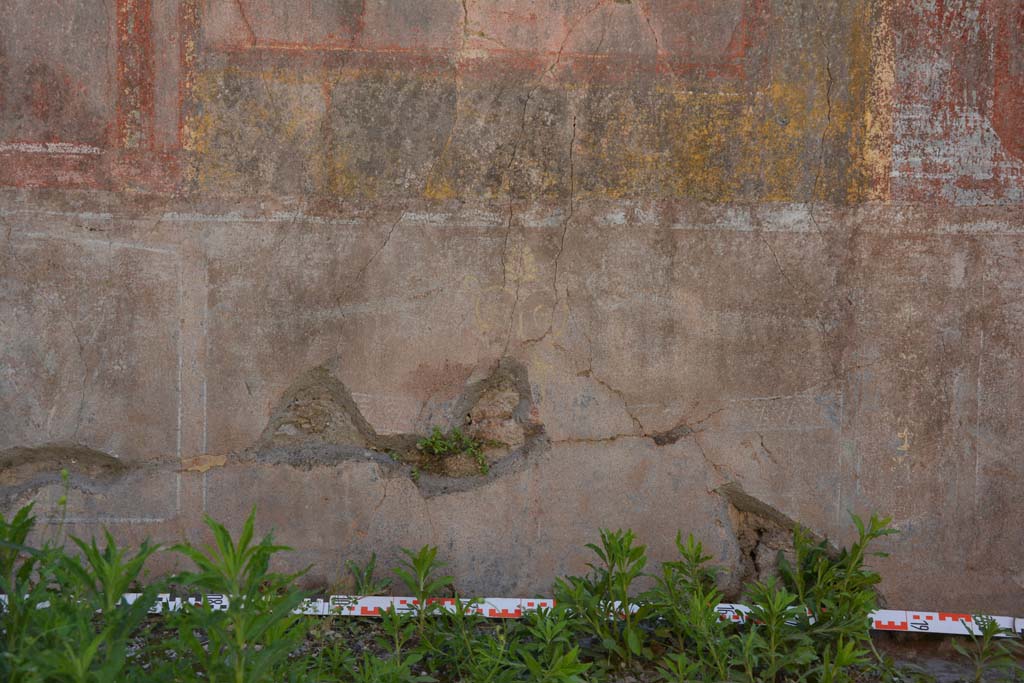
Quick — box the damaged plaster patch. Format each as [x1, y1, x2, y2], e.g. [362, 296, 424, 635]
[243, 357, 547, 497]
[181, 454, 228, 473]
[0, 442, 131, 508]
[400, 358, 546, 484]
[650, 421, 695, 446]
[0, 442, 128, 484]
[715, 481, 836, 599]
[258, 364, 378, 450]
[457, 357, 540, 449]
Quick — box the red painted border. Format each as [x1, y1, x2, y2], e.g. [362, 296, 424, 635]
[0, 0, 186, 191]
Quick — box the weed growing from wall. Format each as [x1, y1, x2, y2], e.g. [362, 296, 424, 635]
[417, 426, 492, 475]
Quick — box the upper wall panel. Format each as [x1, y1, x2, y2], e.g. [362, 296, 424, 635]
[0, 0, 1021, 205]
[890, 0, 1024, 204]
[0, 0, 116, 146]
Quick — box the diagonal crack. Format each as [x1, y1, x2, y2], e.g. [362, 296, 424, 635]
[692, 432, 734, 490]
[549, 114, 577, 324]
[809, 55, 834, 235]
[649, 406, 725, 445]
[754, 431, 779, 465]
[520, 112, 579, 349]
[500, 92, 529, 289]
[423, 0, 469, 197]
[637, 0, 664, 56]
[500, 0, 609, 327]
[342, 210, 404, 301]
[578, 369, 645, 434]
[372, 476, 390, 514]
[501, 245, 525, 355]
[761, 226, 840, 380]
[758, 231, 798, 293]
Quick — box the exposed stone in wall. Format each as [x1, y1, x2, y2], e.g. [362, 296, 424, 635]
[238, 356, 547, 495]
[259, 362, 377, 450]
[715, 482, 839, 599]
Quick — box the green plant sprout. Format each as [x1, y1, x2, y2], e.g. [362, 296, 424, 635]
[417, 426, 491, 475]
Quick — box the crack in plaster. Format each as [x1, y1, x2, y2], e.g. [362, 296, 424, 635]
[422, 1, 469, 196]
[346, 210, 404, 294]
[548, 114, 577, 335]
[500, 0, 610, 350]
[809, 53, 835, 235]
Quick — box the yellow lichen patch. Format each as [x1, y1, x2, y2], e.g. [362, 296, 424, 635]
[320, 142, 365, 198]
[570, 86, 661, 199]
[596, 0, 877, 204]
[187, 67, 329, 195]
[750, 78, 826, 202]
[180, 0, 880, 203]
[423, 165, 458, 200]
[660, 91, 746, 202]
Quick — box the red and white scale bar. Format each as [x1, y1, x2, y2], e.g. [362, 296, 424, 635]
[869, 609, 1017, 636]
[3, 594, 1020, 637]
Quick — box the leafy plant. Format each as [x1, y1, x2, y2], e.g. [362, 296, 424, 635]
[392, 545, 454, 638]
[0, 501, 938, 683]
[379, 605, 417, 658]
[741, 577, 817, 682]
[417, 427, 490, 475]
[61, 531, 160, 617]
[952, 615, 1023, 683]
[554, 528, 653, 671]
[167, 508, 310, 683]
[778, 513, 896, 675]
[417, 596, 483, 679]
[647, 533, 734, 680]
[0, 492, 168, 683]
[516, 607, 592, 683]
[656, 651, 702, 682]
[346, 552, 391, 595]
[340, 650, 435, 683]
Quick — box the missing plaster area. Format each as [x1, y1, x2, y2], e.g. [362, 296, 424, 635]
[716, 482, 836, 600]
[0, 442, 130, 508]
[457, 357, 542, 452]
[245, 357, 547, 496]
[258, 363, 381, 451]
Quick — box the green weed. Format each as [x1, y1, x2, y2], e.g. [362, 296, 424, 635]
[1, 500, 1019, 683]
[392, 544, 454, 639]
[346, 552, 391, 595]
[952, 615, 1023, 683]
[417, 426, 490, 475]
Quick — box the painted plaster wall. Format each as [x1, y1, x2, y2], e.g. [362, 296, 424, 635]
[1, 0, 1023, 611]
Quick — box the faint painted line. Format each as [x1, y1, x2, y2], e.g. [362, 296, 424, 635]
[15, 231, 178, 255]
[160, 211, 358, 225]
[721, 425, 837, 434]
[44, 516, 171, 524]
[974, 326, 984, 516]
[177, 258, 183, 460]
[836, 391, 845, 525]
[0, 142, 103, 155]
[202, 378, 208, 454]
[0, 209, 114, 220]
